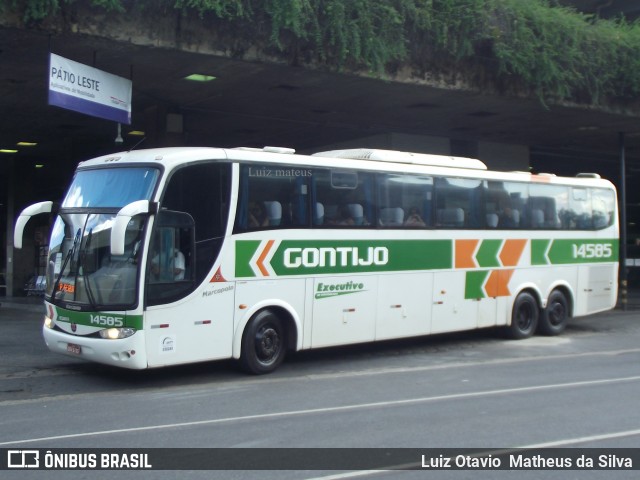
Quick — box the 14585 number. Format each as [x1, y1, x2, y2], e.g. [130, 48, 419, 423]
[572, 243, 612, 259]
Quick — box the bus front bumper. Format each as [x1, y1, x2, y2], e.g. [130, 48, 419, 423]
[43, 326, 148, 369]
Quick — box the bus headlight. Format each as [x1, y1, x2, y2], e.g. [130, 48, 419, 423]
[99, 327, 137, 340]
[44, 316, 53, 329]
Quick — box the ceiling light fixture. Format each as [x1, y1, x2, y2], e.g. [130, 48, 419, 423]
[184, 74, 216, 82]
[128, 130, 145, 136]
[0, 149, 18, 153]
[115, 123, 123, 144]
[17, 141, 38, 147]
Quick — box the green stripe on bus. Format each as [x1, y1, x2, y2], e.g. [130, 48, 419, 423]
[465, 270, 489, 299]
[271, 240, 452, 275]
[236, 239, 453, 277]
[235, 240, 261, 277]
[532, 239, 618, 265]
[475, 239, 502, 268]
[531, 239, 551, 265]
[548, 239, 618, 264]
[53, 306, 143, 330]
[236, 238, 618, 278]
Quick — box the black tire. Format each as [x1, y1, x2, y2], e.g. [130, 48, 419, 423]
[505, 291, 539, 339]
[240, 310, 286, 374]
[538, 290, 569, 336]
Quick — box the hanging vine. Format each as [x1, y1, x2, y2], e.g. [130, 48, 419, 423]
[3, 0, 640, 105]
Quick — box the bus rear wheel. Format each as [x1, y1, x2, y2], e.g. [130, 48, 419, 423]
[240, 309, 286, 374]
[505, 291, 539, 339]
[538, 290, 569, 336]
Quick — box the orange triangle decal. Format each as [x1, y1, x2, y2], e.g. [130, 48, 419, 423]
[210, 266, 227, 283]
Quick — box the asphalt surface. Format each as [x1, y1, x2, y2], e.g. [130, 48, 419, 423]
[0, 295, 639, 480]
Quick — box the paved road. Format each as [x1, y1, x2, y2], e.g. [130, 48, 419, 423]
[0, 301, 639, 479]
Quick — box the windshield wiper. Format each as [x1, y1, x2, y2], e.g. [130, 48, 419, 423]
[79, 228, 97, 308]
[51, 228, 81, 302]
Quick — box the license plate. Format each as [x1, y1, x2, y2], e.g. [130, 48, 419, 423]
[67, 343, 82, 355]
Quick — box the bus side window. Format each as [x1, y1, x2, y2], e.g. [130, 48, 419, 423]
[235, 164, 309, 232]
[592, 188, 615, 229]
[147, 162, 229, 306]
[434, 177, 483, 228]
[376, 173, 432, 228]
[502, 181, 528, 229]
[146, 210, 195, 304]
[149, 226, 188, 283]
[529, 184, 568, 229]
[486, 181, 520, 229]
[568, 188, 593, 230]
[313, 169, 374, 227]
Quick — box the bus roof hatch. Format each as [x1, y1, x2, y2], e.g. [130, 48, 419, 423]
[312, 148, 487, 170]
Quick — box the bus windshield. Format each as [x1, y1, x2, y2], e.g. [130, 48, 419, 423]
[46, 167, 160, 308]
[63, 167, 159, 208]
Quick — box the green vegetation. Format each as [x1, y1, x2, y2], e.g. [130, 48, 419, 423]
[4, 0, 640, 105]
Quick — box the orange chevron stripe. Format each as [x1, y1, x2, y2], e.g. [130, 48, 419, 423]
[256, 240, 275, 276]
[499, 239, 527, 267]
[485, 269, 514, 297]
[455, 239, 479, 268]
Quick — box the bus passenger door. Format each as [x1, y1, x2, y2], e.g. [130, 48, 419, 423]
[144, 211, 234, 367]
[431, 272, 478, 333]
[375, 273, 432, 340]
[311, 276, 377, 348]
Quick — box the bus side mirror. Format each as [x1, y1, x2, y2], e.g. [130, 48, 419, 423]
[110, 200, 157, 256]
[14, 201, 53, 249]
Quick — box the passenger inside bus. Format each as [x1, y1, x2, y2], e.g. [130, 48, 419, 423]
[498, 202, 519, 228]
[149, 227, 187, 282]
[248, 201, 269, 228]
[404, 207, 426, 227]
[332, 205, 356, 225]
[150, 247, 185, 281]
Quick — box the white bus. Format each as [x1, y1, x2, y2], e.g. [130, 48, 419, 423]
[14, 146, 618, 374]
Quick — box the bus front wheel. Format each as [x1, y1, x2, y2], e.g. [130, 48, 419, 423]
[505, 292, 539, 339]
[240, 309, 286, 374]
[538, 290, 569, 336]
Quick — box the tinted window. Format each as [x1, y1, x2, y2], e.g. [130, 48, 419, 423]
[312, 169, 374, 227]
[232, 163, 615, 232]
[592, 188, 616, 229]
[435, 177, 484, 228]
[528, 184, 569, 229]
[147, 162, 230, 305]
[234, 164, 311, 231]
[565, 188, 593, 230]
[485, 181, 526, 229]
[377, 173, 433, 227]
